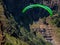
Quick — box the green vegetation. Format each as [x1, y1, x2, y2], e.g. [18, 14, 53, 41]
[3, 15, 52, 45]
[51, 12, 60, 27]
[0, 0, 58, 45]
[47, 11, 60, 43]
[5, 33, 29, 45]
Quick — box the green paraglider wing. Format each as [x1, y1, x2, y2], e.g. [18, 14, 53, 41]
[22, 4, 53, 16]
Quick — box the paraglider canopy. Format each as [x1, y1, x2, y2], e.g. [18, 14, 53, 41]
[22, 4, 53, 16]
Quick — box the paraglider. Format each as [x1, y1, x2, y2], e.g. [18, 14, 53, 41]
[22, 4, 53, 16]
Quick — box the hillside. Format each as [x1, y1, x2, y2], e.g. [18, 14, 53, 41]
[0, 4, 52, 45]
[0, 0, 60, 45]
